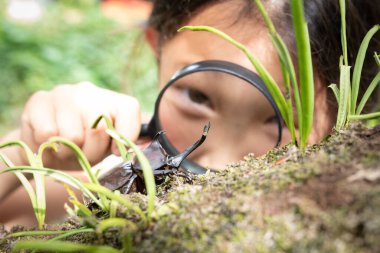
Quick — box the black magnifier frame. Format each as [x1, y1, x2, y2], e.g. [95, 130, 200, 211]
[140, 60, 283, 174]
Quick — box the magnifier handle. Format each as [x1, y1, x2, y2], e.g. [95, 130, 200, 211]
[139, 123, 150, 137]
[139, 119, 158, 139]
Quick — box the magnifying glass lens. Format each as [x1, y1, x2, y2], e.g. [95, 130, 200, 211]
[158, 71, 280, 170]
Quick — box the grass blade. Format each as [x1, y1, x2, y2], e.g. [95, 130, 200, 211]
[336, 63, 351, 129]
[375, 52, 380, 67]
[0, 141, 46, 229]
[349, 111, 380, 121]
[0, 153, 39, 223]
[96, 218, 137, 234]
[0, 140, 36, 166]
[110, 190, 121, 218]
[290, 0, 314, 149]
[92, 115, 129, 160]
[106, 129, 156, 220]
[352, 25, 380, 114]
[8, 228, 93, 238]
[254, 0, 300, 144]
[84, 183, 146, 224]
[47, 137, 96, 184]
[329, 83, 340, 103]
[339, 0, 348, 65]
[356, 71, 380, 115]
[64, 184, 92, 217]
[0, 166, 103, 208]
[12, 240, 121, 253]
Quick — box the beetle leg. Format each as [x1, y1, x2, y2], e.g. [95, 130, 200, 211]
[120, 173, 138, 194]
[175, 171, 194, 184]
[153, 169, 176, 176]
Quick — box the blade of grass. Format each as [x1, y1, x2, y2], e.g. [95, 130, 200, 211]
[12, 240, 121, 253]
[336, 60, 351, 129]
[0, 166, 104, 208]
[0, 140, 36, 165]
[178, 25, 293, 141]
[352, 25, 380, 114]
[8, 228, 93, 238]
[0, 141, 46, 229]
[254, 0, 300, 144]
[290, 0, 314, 149]
[329, 84, 340, 103]
[110, 190, 121, 218]
[96, 218, 137, 234]
[47, 137, 110, 210]
[106, 129, 156, 220]
[84, 182, 147, 224]
[92, 115, 129, 160]
[0, 154, 39, 223]
[339, 0, 348, 66]
[375, 52, 380, 67]
[0, 154, 37, 211]
[63, 184, 92, 217]
[356, 71, 380, 115]
[349, 111, 380, 121]
[47, 137, 96, 183]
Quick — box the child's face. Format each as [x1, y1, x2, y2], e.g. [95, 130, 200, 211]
[152, 2, 331, 169]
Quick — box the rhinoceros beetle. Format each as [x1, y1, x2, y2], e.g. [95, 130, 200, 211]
[98, 123, 210, 194]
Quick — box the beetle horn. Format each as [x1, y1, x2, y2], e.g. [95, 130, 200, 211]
[167, 122, 210, 168]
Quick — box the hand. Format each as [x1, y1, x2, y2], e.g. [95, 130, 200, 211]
[18, 81, 142, 170]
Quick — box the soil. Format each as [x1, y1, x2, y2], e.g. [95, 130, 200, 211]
[1, 123, 380, 252]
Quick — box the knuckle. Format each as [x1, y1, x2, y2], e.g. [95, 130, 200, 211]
[77, 81, 95, 89]
[66, 133, 84, 147]
[26, 90, 49, 106]
[125, 96, 141, 112]
[34, 127, 58, 143]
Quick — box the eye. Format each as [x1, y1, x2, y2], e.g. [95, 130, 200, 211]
[186, 88, 212, 108]
[265, 115, 278, 124]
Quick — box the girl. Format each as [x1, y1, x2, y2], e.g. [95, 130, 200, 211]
[0, 0, 379, 227]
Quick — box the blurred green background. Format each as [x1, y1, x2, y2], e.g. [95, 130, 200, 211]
[0, 0, 157, 135]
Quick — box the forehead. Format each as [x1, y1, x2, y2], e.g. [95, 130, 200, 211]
[159, 1, 282, 87]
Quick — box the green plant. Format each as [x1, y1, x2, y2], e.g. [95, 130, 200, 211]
[0, 116, 156, 226]
[331, 0, 380, 128]
[0, 141, 59, 229]
[179, 0, 314, 150]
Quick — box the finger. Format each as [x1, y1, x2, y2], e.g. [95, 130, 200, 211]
[54, 101, 85, 161]
[81, 110, 112, 165]
[111, 95, 141, 154]
[22, 91, 58, 147]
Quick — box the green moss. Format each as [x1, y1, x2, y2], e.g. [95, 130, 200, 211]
[2, 124, 380, 252]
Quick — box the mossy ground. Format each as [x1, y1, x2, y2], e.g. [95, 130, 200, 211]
[1, 123, 380, 252]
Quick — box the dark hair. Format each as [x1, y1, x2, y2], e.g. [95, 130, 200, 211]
[148, 0, 380, 112]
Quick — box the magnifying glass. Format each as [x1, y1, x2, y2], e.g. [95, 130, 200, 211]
[139, 60, 283, 174]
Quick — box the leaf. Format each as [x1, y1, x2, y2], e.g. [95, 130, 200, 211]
[328, 83, 340, 103]
[84, 183, 146, 223]
[336, 63, 351, 129]
[290, 0, 314, 149]
[96, 218, 137, 235]
[106, 129, 156, 220]
[0, 166, 103, 209]
[47, 137, 96, 184]
[92, 115, 129, 160]
[356, 71, 380, 115]
[12, 240, 121, 253]
[349, 111, 380, 121]
[351, 25, 380, 114]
